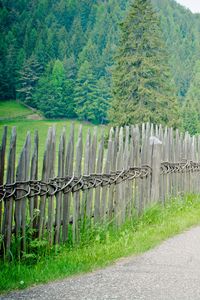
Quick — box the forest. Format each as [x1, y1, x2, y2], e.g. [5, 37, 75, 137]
[1, 0, 200, 133]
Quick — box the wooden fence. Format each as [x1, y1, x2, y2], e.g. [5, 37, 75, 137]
[1, 123, 200, 255]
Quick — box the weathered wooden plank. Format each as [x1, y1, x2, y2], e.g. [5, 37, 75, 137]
[3, 127, 17, 254]
[115, 127, 124, 226]
[101, 127, 113, 221]
[107, 128, 115, 220]
[38, 127, 52, 239]
[15, 134, 26, 241]
[21, 132, 31, 252]
[73, 125, 83, 244]
[183, 132, 190, 194]
[131, 125, 140, 214]
[110, 127, 119, 221]
[138, 123, 146, 213]
[55, 128, 66, 244]
[87, 127, 97, 219]
[158, 125, 164, 203]
[150, 136, 162, 204]
[128, 126, 135, 218]
[82, 129, 91, 220]
[179, 130, 184, 194]
[30, 131, 39, 231]
[48, 126, 56, 245]
[62, 123, 74, 243]
[144, 122, 151, 208]
[94, 131, 104, 224]
[163, 127, 169, 201]
[124, 126, 131, 218]
[0, 126, 7, 235]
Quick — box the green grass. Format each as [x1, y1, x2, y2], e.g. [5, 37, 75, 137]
[0, 118, 105, 176]
[1, 194, 200, 294]
[0, 101, 34, 120]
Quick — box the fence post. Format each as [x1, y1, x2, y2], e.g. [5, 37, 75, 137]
[150, 136, 162, 204]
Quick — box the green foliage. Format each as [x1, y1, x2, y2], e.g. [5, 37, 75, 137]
[74, 61, 110, 124]
[17, 55, 43, 107]
[34, 60, 76, 118]
[182, 60, 200, 134]
[1, 0, 200, 124]
[152, 0, 200, 99]
[109, 0, 180, 127]
[1, 194, 200, 293]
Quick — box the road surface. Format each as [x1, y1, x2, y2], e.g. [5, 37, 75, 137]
[2, 226, 200, 300]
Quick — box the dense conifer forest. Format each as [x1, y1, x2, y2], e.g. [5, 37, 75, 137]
[1, 0, 200, 131]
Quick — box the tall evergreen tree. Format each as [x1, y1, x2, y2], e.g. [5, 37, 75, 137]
[17, 55, 42, 107]
[109, 0, 179, 127]
[34, 59, 75, 118]
[74, 60, 105, 123]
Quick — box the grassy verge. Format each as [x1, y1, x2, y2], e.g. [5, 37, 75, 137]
[1, 194, 200, 294]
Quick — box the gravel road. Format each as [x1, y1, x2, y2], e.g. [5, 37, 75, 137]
[2, 226, 200, 300]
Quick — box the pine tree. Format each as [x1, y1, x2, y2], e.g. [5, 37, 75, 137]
[17, 55, 43, 107]
[95, 76, 111, 124]
[74, 60, 99, 123]
[109, 0, 179, 127]
[34, 59, 75, 118]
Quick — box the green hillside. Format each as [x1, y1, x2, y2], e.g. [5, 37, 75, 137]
[0, 101, 102, 176]
[0, 100, 39, 120]
[1, 0, 200, 125]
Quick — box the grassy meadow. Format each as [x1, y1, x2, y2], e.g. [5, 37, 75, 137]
[0, 101, 105, 176]
[0, 101, 35, 120]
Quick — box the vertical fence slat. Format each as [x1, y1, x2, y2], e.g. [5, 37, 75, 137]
[55, 128, 65, 244]
[150, 136, 162, 203]
[3, 127, 16, 254]
[15, 138, 25, 247]
[0, 126, 7, 235]
[62, 124, 74, 243]
[115, 127, 124, 226]
[38, 127, 52, 239]
[82, 130, 91, 220]
[107, 128, 115, 220]
[94, 131, 104, 224]
[132, 125, 140, 215]
[88, 127, 97, 219]
[101, 127, 113, 221]
[47, 127, 56, 245]
[21, 133, 31, 252]
[73, 125, 83, 244]
[110, 127, 119, 221]
[30, 131, 39, 231]
[123, 126, 130, 219]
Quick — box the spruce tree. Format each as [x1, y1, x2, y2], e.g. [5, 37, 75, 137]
[74, 61, 109, 124]
[17, 55, 43, 107]
[109, 0, 179, 127]
[34, 59, 75, 118]
[74, 60, 97, 122]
